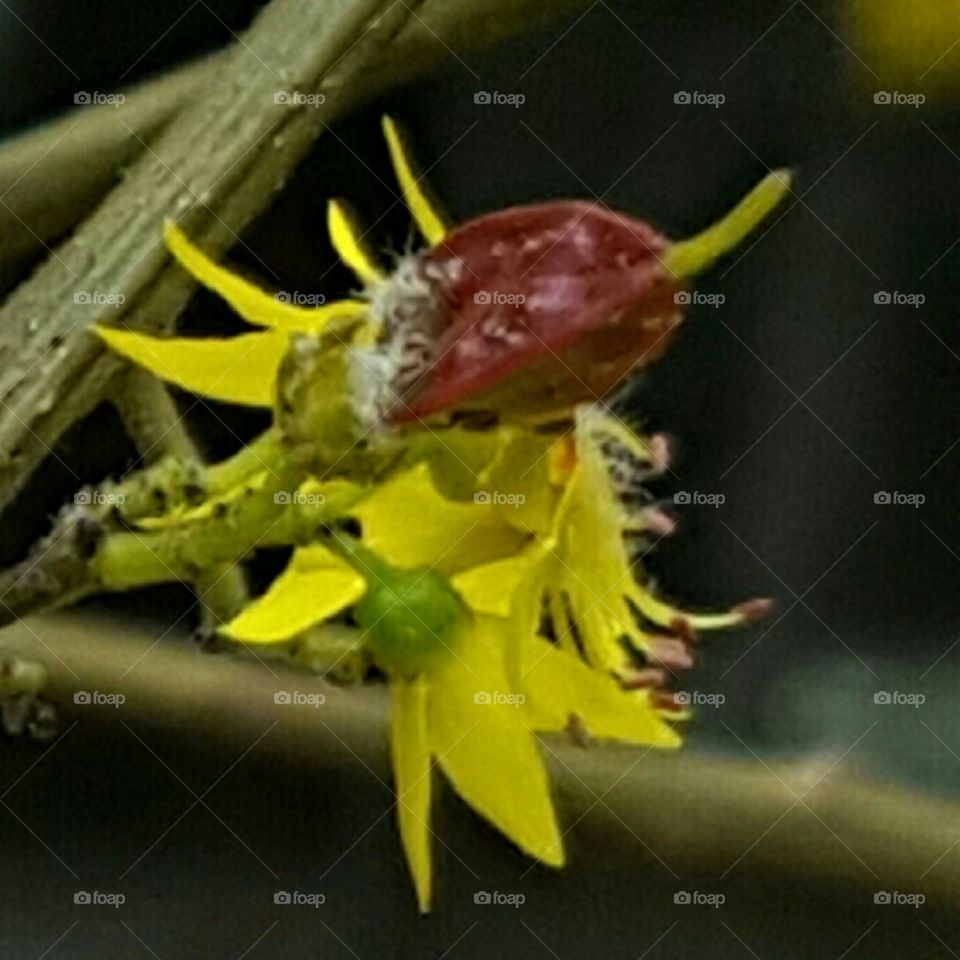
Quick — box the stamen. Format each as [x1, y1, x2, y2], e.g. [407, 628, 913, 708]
[647, 636, 694, 672]
[647, 433, 671, 475]
[652, 691, 687, 713]
[638, 506, 675, 538]
[621, 667, 668, 690]
[734, 597, 775, 622]
[668, 615, 698, 647]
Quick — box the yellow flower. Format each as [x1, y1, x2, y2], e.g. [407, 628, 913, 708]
[385, 606, 681, 912]
[530, 406, 764, 679]
[94, 116, 790, 421]
[95, 219, 370, 406]
[92, 117, 424, 407]
[89, 117, 782, 913]
[222, 507, 684, 912]
[217, 426, 765, 910]
[351, 408, 765, 681]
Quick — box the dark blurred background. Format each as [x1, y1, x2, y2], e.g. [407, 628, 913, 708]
[2, 0, 960, 956]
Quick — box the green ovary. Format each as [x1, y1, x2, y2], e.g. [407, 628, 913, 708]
[354, 565, 463, 678]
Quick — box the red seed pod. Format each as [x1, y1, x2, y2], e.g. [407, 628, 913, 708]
[391, 201, 685, 422]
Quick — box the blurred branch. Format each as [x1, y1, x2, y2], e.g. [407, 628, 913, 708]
[113, 370, 250, 628]
[0, 54, 224, 290]
[0, 0, 587, 514]
[3, 610, 960, 906]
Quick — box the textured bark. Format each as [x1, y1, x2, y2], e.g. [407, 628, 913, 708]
[0, 0, 389, 510]
[0, 53, 225, 289]
[0, 0, 588, 514]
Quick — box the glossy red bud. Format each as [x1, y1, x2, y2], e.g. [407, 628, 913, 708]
[391, 201, 684, 422]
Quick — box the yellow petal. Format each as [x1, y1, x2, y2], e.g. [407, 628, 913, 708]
[96, 326, 285, 407]
[327, 199, 385, 286]
[221, 544, 366, 643]
[402, 425, 505, 502]
[381, 116, 450, 246]
[451, 543, 548, 618]
[164, 222, 367, 332]
[391, 678, 434, 912]
[570, 408, 754, 636]
[481, 429, 561, 537]
[429, 619, 564, 867]
[554, 468, 646, 666]
[547, 590, 574, 649]
[353, 463, 527, 574]
[513, 633, 680, 748]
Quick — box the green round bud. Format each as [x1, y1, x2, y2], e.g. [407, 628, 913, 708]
[354, 565, 463, 678]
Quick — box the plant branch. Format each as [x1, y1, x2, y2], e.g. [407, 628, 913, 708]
[2, 609, 959, 906]
[0, 0, 589, 514]
[112, 369, 250, 626]
[0, 54, 225, 291]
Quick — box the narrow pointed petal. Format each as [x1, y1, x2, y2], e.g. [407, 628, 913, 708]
[327, 199, 386, 286]
[429, 620, 564, 867]
[391, 678, 434, 912]
[381, 116, 450, 246]
[513, 633, 681, 747]
[221, 545, 366, 643]
[164, 222, 367, 332]
[95, 326, 285, 406]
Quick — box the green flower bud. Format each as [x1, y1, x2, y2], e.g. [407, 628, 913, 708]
[354, 563, 463, 678]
